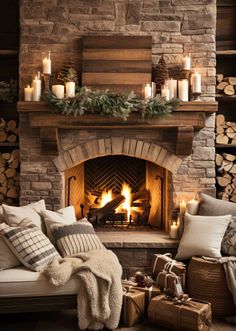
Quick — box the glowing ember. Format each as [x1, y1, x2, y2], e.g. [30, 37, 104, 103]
[100, 189, 113, 207]
[120, 183, 132, 221]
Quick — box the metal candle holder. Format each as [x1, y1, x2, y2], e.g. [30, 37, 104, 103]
[192, 92, 201, 101]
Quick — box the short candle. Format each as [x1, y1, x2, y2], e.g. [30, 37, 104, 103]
[192, 71, 201, 93]
[43, 51, 51, 75]
[182, 53, 191, 71]
[169, 221, 179, 239]
[24, 85, 33, 101]
[144, 83, 152, 99]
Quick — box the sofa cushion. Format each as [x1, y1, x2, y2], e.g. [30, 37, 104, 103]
[51, 218, 105, 257]
[198, 193, 236, 216]
[2, 200, 46, 232]
[175, 213, 232, 260]
[0, 237, 21, 270]
[0, 219, 61, 271]
[42, 206, 76, 243]
[222, 217, 236, 256]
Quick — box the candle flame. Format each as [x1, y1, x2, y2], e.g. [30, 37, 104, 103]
[173, 221, 176, 226]
[27, 85, 30, 88]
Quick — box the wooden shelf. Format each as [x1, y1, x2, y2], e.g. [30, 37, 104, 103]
[216, 144, 236, 149]
[0, 142, 19, 147]
[216, 94, 236, 102]
[216, 50, 236, 56]
[0, 50, 18, 57]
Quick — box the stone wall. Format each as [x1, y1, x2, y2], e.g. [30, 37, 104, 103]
[20, 0, 216, 100]
[19, 0, 217, 210]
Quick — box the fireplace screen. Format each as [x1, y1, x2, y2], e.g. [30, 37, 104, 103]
[65, 155, 167, 228]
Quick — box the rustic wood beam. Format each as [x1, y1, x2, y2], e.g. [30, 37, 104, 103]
[40, 127, 59, 155]
[176, 126, 194, 155]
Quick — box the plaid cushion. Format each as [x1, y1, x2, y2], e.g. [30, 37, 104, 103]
[0, 219, 60, 271]
[51, 218, 105, 257]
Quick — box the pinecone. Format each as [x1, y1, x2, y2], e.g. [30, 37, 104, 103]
[57, 60, 79, 88]
[152, 56, 169, 92]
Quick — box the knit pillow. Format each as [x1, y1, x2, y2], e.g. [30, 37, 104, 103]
[50, 218, 105, 257]
[222, 217, 236, 256]
[198, 193, 236, 216]
[0, 219, 60, 271]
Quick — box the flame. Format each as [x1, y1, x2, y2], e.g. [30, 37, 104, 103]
[120, 183, 132, 221]
[100, 189, 113, 207]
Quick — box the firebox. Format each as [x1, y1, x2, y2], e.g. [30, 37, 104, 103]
[65, 155, 170, 228]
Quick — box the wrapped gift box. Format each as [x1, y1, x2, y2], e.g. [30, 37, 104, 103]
[148, 294, 212, 331]
[121, 289, 145, 327]
[152, 253, 186, 290]
[156, 272, 183, 297]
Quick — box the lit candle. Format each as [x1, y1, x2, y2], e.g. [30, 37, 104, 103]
[66, 82, 75, 98]
[167, 78, 177, 99]
[161, 84, 170, 101]
[43, 51, 51, 75]
[192, 72, 201, 93]
[32, 72, 41, 102]
[52, 84, 65, 99]
[169, 221, 179, 239]
[182, 53, 191, 70]
[24, 85, 33, 101]
[144, 83, 152, 99]
[178, 79, 189, 101]
[180, 200, 186, 215]
[186, 199, 199, 215]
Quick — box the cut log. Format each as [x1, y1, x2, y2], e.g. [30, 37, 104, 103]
[215, 154, 223, 167]
[0, 131, 7, 142]
[7, 134, 17, 143]
[225, 184, 234, 195]
[230, 194, 236, 203]
[2, 153, 11, 160]
[6, 188, 18, 198]
[223, 173, 232, 181]
[228, 77, 236, 86]
[216, 133, 229, 144]
[217, 192, 229, 201]
[0, 193, 4, 202]
[0, 118, 6, 130]
[89, 194, 125, 222]
[231, 139, 236, 145]
[216, 74, 224, 83]
[225, 121, 236, 127]
[0, 187, 7, 195]
[217, 176, 231, 187]
[222, 153, 236, 162]
[8, 159, 19, 169]
[12, 149, 20, 159]
[216, 114, 225, 127]
[6, 120, 17, 131]
[216, 81, 228, 91]
[0, 173, 6, 183]
[226, 127, 236, 139]
[132, 190, 149, 202]
[229, 164, 236, 174]
[224, 84, 235, 96]
[218, 160, 233, 172]
[216, 126, 224, 134]
[5, 168, 16, 178]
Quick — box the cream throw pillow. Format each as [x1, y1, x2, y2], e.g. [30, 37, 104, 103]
[42, 206, 77, 243]
[175, 213, 232, 260]
[2, 200, 46, 232]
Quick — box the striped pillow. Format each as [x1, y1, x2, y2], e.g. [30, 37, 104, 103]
[0, 219, 61, 271]
[50, 218, 105, 257]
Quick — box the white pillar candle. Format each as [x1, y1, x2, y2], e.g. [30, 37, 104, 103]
[52, 84, 65, 99]
[24, 85, 33, 101]
[167, 79, 177, 99]
[182, 54, 191, 70]
[169, 221, 179, 239]
[186, 199, 199, 215]
[144, 83, 152, 99]
[32, 75, 41, 101]
[161, 85, 170, 101]
[192, 72, 201, 93]
[180, 200, 186, 214]
[43, 51, 51, 75]
[66, 82, 75, 98]
[178, 79, 189, 101]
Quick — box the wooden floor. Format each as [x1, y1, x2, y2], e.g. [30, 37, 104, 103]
[0, 310, 235, 331]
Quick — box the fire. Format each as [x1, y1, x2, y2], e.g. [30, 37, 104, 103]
[100, 189, 113, 207]
[120, 183, 132, 221]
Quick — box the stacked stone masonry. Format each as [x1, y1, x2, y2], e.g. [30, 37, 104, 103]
[19, 0, 217, 210]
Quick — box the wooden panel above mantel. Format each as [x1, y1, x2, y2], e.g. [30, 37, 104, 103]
[17, 101, 218, 156]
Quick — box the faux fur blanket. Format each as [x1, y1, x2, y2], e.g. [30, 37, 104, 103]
[45, 249, 123, 330]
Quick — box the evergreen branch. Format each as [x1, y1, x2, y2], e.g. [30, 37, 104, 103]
[0, 80, 18, 103]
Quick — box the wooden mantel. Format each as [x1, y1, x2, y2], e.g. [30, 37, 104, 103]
[17, 101, 218, 155]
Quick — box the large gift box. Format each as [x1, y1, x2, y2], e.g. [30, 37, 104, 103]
[121, 289, 145, 327]
[148, 294, 212, 331]
[152, 253, 186, 290]
[122, 283, 161, 313]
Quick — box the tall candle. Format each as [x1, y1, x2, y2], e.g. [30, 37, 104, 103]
[178, 79, 189, 101]
[168, 79, 177, 99]
[161, 85, 170, 101]
[43, 51, 51, 75]
[182, 54, 191, 70]
[24, 85, 33, 101]
[186, 199, 199, 215]
[180, 200, 186, 214]
[52, 84, 64, 99]
[192, 72, 201, 93]
[32, 74, 41, 102]
[144, 83, 152, 99]
[169, 221, 179, 239]
[66, 82, 75, 98]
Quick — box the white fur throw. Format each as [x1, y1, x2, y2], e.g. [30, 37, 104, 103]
[45, 249, 123, 330]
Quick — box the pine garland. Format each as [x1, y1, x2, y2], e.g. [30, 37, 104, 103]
[43, 87, 179, 121]
[0, 79, 18, 103]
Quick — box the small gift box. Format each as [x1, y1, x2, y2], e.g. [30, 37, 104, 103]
[152, 253, 186, 290]
[156, 271, 183, 297]
[121, 288, 145, 327]
[148, 294, 212, 331]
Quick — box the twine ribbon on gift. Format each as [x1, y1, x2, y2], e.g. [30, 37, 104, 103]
[123, 288, 144, 325]
[156, 269, 184, 297]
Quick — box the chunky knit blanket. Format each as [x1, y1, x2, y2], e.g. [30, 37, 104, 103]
[45, 249, 123, 330]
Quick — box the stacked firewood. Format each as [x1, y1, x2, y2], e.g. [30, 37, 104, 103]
[216, 153, 236, 202]
[216, 75, 236, 96]
[0, 149, 20, 204]
[0, 118, 18, 143]
[216, 114, 236, 145]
